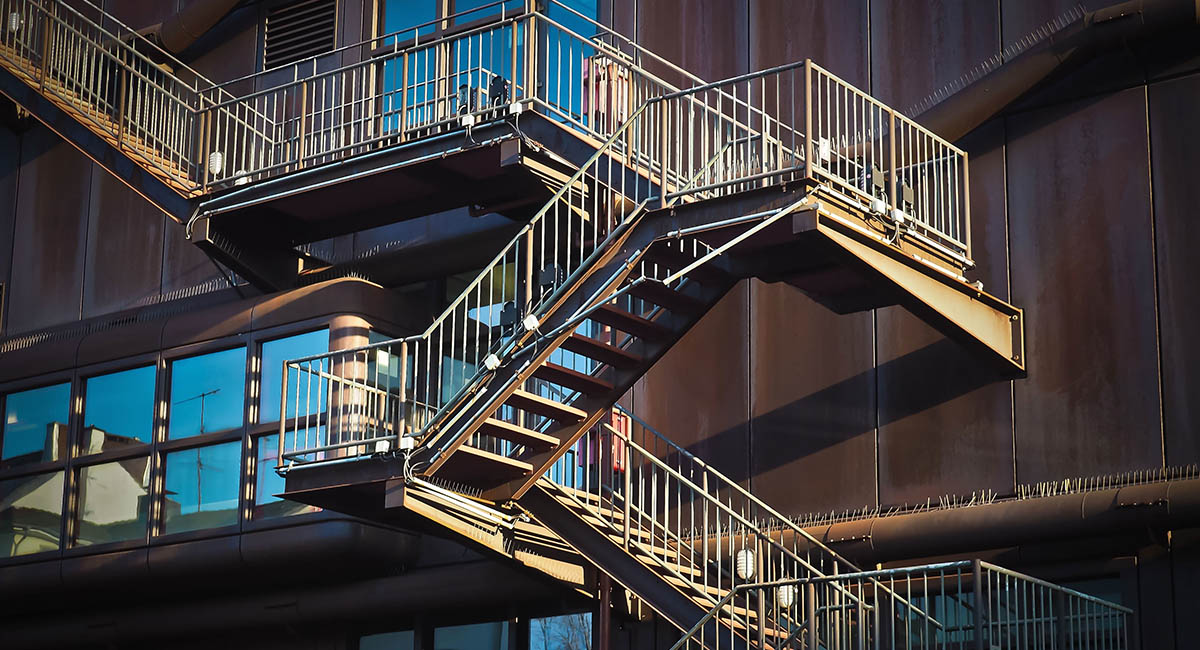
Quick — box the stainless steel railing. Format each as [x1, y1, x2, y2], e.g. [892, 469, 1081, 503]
[277, 51, 973, 468]
[0, 1, 972, 263]
[673, 560, 1132, 650]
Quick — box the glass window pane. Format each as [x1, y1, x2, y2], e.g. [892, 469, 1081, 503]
[452, 0, 522, 23]
[2, 383, 70, 469]
[260, 329, 329, 423]
[434, 621, 508, 650]
[162, 441, 241, 534]
[360, 630, 415, 650]
[74, 457, 150, 546]
[169, 348, 246, 439]
[530, 613, 592, 650]
[0, 471, 64, 558]
[383, 0, 436, 40]
[82, 366, 155, 453]
[254, 434, 319, 519]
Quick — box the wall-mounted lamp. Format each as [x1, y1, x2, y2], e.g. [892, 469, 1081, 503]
[734, 548, 755, 581]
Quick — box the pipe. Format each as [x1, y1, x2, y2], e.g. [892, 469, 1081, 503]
[917, 0, 1200, 142]
[794, 478, 1200, 565]
[141, 0, 242, 56]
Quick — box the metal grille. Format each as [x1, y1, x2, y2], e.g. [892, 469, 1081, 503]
[264, 0, 337, 70]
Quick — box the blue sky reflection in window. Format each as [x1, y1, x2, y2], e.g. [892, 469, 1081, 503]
[169, 348, 246, 439]
[2, 382, 70, 467]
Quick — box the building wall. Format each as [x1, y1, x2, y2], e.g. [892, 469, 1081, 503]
[606, 0, 1200, 519]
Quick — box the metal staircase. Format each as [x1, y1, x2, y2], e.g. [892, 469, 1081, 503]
[0, 1, 1127, 647]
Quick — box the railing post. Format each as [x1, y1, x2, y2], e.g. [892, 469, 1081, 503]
[888, 108, 898, 213]
[658, 102, 668, 208]
[38, 11, 51, 90]
[200, 108, 212, 192]
[803, 59, 812, 181]
[1053, 589, 1067, 650]
[297, 81, 309, 169]
[805, 581, 817, 650]
[115, 65, 128, 149]
[622, 433, 631, 547]
[397, 341, 409, 436]
[973, 559, 985, 650]
[962, 150, 972, 262]
[400, 51, 409, 141]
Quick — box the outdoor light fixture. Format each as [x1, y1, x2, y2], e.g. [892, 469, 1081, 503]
[777, 583, 797, 609]
[208, 151, 224, 175]
[735, 548, 756, 580]
[8, 12, 22, 33]
[484, 353, 502, 371]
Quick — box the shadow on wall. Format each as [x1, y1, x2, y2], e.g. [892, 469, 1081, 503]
[680, 337, 1003, 487]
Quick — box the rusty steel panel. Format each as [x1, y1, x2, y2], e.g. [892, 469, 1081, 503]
[637, 0, 748, 86]
[82, 172, 165, 319]
[632, 281, 749, 485]
[189, 3, 259, 94]
[869, 0, 999, 114]
[742, 0, 874, 516]
[1000, 0, 1107, 50]
[876, 307, 1015, 505]
[0, 125, 18, 335]
[1006, 88, 1161, 483]
[1148, 72, 1200, 466]
[105, 0, 179, 30]
[748, 280, 877, 515]
[870, 0, 1016, 507]
[750, 0, 867, 86]
[8, 128, 92, 334]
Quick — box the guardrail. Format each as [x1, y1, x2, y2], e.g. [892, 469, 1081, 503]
[277, 51, 971, 470]
[672, 560, 1131, 650]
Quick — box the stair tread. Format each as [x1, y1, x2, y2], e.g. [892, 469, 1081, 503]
[628, 281, 707, 316]
[590, 303, 672, 341]
[531, 361, 615, 396]
[438, 444, 533, 484]
[478, 418, 561, 450]
[505, 389, 587, 423]
[559, 332, 643, 369]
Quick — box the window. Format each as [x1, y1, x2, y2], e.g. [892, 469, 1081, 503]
[260, 329, 329, 423]
[168, 348, 246, 439]
[0, 471, 64, 558]
[435, 621, 509, 650]
[451, 0, 523, 24]
[162, 441, 241, 534]
[530, 613, 591, 650]
[73, 457, 150, 546]
[263, 0, 338, 69]
[81, 365, 156, 453]
[253, 433, 319, 519]
[382, 0, 437, 41]
[361, 630, 415, 650]
[1, 383, 70, 469]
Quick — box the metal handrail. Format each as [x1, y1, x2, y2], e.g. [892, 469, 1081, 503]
[671, 560, 1132, 650]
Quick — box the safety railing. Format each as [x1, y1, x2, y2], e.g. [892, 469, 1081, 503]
[672, 560, 1131, 650]
[277, 51, 973, 468]
[0, 0, 209, 191]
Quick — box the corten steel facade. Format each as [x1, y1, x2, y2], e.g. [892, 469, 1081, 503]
[0, 0, 1196, 649]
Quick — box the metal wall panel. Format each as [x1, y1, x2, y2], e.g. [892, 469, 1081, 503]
[636, 0, 748, 85]
[749, 280, 877, 514]
[1006, 87, 1162, 483]
[160, 216, 224, 297]
[105, 0, 179, 29]
[7, 127, 92, 333]
[82, 171, 165, 319]
[745, 0, 875, 515]
[1148, 72, 1200, 466]
[749, 0, 868, 86]
[0, 125, 18, 335]
[632, 282, 750, 485]
[871, 0, 1014, 505]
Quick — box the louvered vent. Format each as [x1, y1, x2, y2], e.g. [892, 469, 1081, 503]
[264, 0, 338, 69]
